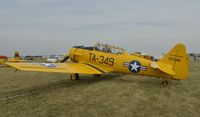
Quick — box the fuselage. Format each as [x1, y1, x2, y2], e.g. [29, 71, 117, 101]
[7, 58, 21, 62]
[68, 47, 171, 79]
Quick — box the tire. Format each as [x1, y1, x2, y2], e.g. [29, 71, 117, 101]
[70, 73, 79, 81]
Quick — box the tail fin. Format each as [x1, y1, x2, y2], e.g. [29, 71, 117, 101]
[159, 44, 189, 80]
[14, 51, 20, 58]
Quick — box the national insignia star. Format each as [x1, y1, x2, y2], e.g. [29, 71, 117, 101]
[130, 62, 140, 72]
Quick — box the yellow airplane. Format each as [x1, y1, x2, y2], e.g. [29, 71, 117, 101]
[6, 43, 189, 84]
[7, 51, 21, 62]
[0, 51, 22, 65]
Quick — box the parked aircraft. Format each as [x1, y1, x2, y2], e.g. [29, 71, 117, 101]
[0, 51, 23, 65]
[6, 43, 189, 84]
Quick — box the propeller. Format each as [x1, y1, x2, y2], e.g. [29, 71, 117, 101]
[61, 54, 69, 63]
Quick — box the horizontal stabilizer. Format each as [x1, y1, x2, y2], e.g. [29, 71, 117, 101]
[151, 61, 175, 75]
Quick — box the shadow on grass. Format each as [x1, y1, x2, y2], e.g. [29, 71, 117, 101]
[111, 75, 183, 89]
[0, 74, 120, 101]
[0, 74, 182, 102]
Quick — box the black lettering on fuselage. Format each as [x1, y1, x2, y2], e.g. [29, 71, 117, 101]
[88, 53, 115, 66]
[89, 53, 93, 61]
[92, 54, 96, 62]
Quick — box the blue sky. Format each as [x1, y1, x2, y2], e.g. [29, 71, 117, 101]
[0, 0, 200, 56]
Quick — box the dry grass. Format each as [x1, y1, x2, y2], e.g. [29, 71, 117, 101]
[0, 61, 200, 117]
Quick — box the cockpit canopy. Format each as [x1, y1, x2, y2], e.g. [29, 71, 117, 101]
[73, 42, 126, 54]
[95, 42, 126, 54]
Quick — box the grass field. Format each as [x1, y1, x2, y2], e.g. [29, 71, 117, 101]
[0, 61, 200, 117]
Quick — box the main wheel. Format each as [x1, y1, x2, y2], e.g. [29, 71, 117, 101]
[165, 80, 168, 85]
[162, 80, 168, 85]
[70, 73, 79, 81]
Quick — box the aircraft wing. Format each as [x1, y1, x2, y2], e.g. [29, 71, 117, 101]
[151, 61, 175, 75]
[5, 62, 106, 74]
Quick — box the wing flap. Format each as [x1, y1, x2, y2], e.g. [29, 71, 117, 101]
[6, 62, 105, 74]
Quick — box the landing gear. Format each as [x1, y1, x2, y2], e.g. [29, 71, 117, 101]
[93, 74, 101, 77]
[162, 80, 168, 85]
[70, 73, 79, 81]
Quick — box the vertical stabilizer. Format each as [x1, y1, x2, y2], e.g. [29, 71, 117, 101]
[159, 44, 189, 80]
[14, 51, 19, 58]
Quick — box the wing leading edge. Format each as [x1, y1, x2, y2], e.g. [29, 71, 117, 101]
[6, 62, 107, 74]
